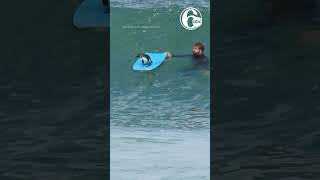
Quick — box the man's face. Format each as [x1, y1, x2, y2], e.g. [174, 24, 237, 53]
[192, 46, 203, 57]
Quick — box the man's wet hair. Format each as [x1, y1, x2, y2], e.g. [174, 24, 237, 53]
[194, 42, 205, 51]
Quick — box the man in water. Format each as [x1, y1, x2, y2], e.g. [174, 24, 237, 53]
[165, 42, 209, 70]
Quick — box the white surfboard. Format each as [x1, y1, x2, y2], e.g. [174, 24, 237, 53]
[73, 0, 109, 29]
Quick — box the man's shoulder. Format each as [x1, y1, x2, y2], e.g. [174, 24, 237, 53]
[201, 55, 209, 63]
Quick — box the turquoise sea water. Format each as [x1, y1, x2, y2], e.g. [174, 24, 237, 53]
[110, 0, 210, 179]
[2, 0, 320, 179]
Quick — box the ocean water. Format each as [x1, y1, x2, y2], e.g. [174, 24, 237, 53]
[1, 0, 108, 179]
[3, 0, 320, 179]
[213, 7, 320, 179]
[110, 1, 211, 179]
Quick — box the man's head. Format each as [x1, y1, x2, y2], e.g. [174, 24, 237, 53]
[192, 42, 205, 57]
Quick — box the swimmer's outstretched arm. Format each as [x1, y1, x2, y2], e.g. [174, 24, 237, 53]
[164, 52, 192, 60]
[173, 54, 193, 57]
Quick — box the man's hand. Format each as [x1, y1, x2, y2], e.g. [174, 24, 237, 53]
[164, 52, 173, 59]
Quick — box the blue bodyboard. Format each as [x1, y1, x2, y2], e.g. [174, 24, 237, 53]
[133, 53, 168, 71]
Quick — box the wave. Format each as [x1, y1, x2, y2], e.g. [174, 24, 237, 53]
[111, 0, 210, 9]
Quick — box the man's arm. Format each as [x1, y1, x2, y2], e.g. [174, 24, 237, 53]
[164, 52, 192, 60]
[173, 54, 193, 57]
